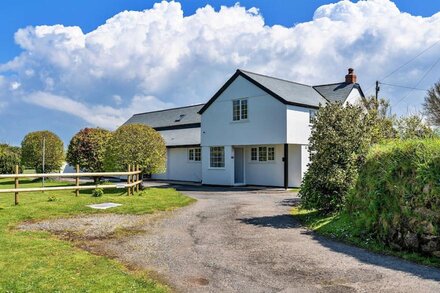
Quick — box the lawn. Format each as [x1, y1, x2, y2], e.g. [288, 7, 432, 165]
[291, 207, 440, 268]
[0, 178, 195, 292]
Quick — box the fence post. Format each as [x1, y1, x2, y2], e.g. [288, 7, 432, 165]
[127, 164, 131, 196]
[76, 164, 80, 197]
[14, 165, 19, 205]
[136, 164, 140, 193]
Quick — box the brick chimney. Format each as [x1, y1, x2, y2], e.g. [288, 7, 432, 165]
[345, 68, 357, 84]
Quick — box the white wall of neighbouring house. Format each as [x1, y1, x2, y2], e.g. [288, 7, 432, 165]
[344, 88, 363, 105]
[244, 145, 284, 187]
[151, 147, 202, 182]
[286, 105, 312, 145]
[201, 75, 287, 147]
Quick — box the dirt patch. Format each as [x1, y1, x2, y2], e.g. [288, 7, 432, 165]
[18, 213, 165, 241]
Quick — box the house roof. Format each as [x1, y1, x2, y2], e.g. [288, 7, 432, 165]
[124, 104, 203, 146]
[313, 82, 365, 103]
[199, 69, 363, 114]
[124, 104, 204, 130]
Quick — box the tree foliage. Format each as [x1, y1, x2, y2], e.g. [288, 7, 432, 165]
[21, 131, 64, 173]
[423, 80, 440, 126]
[104, 124, 166, 174]
[395, 115, 433, 139]
[66, 128, 111, 173]
[0, 144, 21, 174]
[300, 102, 372, 212]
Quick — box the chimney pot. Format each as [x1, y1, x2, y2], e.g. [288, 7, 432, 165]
[345, 68, 357, 84]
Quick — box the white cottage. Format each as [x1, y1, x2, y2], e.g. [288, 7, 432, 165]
[124, 68, 364, 188]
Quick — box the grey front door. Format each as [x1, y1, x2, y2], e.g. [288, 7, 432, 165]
[234, 148, 244, 184]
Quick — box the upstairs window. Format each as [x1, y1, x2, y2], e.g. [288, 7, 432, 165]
[188, 148, 201, 162]
[233, 99, 248, 121]
[251, 146, 275, 162]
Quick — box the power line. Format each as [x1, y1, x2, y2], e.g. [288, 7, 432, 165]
[379, 82, 428, 91]
[394, 54, 440, 107]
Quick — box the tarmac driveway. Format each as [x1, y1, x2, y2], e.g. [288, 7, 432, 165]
[106, 185, 440, 292]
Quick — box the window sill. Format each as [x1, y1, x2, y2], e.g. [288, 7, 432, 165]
[208, 167, 226, 170]
[231, 119, 249, 124]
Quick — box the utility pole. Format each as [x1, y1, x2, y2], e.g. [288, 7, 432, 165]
[42, 136, 46, 189]
[375, 80, 380, 102]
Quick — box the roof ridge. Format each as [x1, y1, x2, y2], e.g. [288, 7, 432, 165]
[133, 103, 205, 116]
[238, 69, 313, 88]
[313, 82, 354, 87]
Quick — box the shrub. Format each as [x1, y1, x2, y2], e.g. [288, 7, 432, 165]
[299, 102, 372, 212]
[21, 131, 64, 173]
[92, 188, 104, 197]
[348, 139, 440, 256]
[104, 124, 166, 174]
[0, 144, 21, 174]
[66, 128, 111, 182]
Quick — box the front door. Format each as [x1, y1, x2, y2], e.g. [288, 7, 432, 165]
[234, 148, 244, 184]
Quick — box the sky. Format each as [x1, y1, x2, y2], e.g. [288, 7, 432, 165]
[0, 0, 440, 146]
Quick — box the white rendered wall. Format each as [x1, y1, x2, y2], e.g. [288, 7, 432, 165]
[244, 145, 284, 187]
[201, 145, 234, 185]
[344, 88, 362, 105]
[201, 76, 287, 147]
[286, 105, 312, 145]
[151, 147, 202, 182]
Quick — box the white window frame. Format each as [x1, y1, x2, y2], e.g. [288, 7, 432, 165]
[232, 98, 248, 121]
[210, 146, 225, 168]
[188, 147, 201, 162]
[250, 146, 275, 163]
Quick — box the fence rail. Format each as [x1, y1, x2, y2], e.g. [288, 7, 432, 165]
[0, 164, 143, 205]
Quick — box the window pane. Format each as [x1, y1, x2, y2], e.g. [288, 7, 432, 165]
[268, 147, 275, 161]
[241, 99, 248, 119]
[259, 147, 267, 161]
[233, 100, 240, 121]
[194, 148, 201, 161]
[188, 149, 194, 161]
[210, 146, 224, 168]
[309, 110, 316, 123]
[251, 148, 257, 161]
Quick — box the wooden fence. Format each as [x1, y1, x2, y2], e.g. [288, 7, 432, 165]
[0, 164, 142, 205]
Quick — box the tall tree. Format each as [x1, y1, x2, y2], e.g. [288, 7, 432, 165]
[0, 144, 21, 174]
[359, 95, 396, 143]
[66, 128, 112, 182]
[423, 80, 440, 126]
[21, 131, 64, 173]
[104, 124, 166, 174]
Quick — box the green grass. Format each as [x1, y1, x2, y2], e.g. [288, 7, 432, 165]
[0, 178, 195, 292]
[291, 207, 440, 268]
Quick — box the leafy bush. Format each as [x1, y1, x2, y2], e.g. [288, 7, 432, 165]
[348, 139, 440, 256]
[21, 131, 64, 173]
[92, 188, 104, 197]
[104, 124, 166, 174]
[0, 144, 21, 174]
[299, 102, 372, 212]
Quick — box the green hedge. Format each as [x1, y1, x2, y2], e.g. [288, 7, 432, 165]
[348, 139, 440, 256]
[0, 144, 21, 174]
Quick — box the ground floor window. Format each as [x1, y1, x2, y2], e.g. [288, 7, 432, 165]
[188, 148, 201, 161]
[251, 146, 275, 162]
[210, 146, 225, 168]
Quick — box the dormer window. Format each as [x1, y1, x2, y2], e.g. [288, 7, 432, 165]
[175, 114, 186, 122]
[232, 99, 248, 121]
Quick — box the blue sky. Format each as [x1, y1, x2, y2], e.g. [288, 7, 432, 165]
[0, 0, 440, 145]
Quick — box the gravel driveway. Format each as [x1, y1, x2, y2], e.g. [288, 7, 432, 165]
[22, 185, 440, 292]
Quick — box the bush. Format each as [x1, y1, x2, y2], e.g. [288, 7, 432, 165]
[299, 102, 372, 212]
[348, 139, 440, 256]
[92, 188, 104, 197]
[0, 144, 21, 174]
[21, 131, 64, 173]
[104, 124, 166, 174]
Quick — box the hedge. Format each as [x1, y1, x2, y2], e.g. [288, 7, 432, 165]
[0, 144, 21, 174]
[348, 139, 440, 256]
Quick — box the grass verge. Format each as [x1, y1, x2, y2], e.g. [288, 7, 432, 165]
[291, 207, 440, 268]
[0, 178, 195, 292]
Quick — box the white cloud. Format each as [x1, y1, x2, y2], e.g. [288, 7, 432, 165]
[1, 0, 440, 131]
